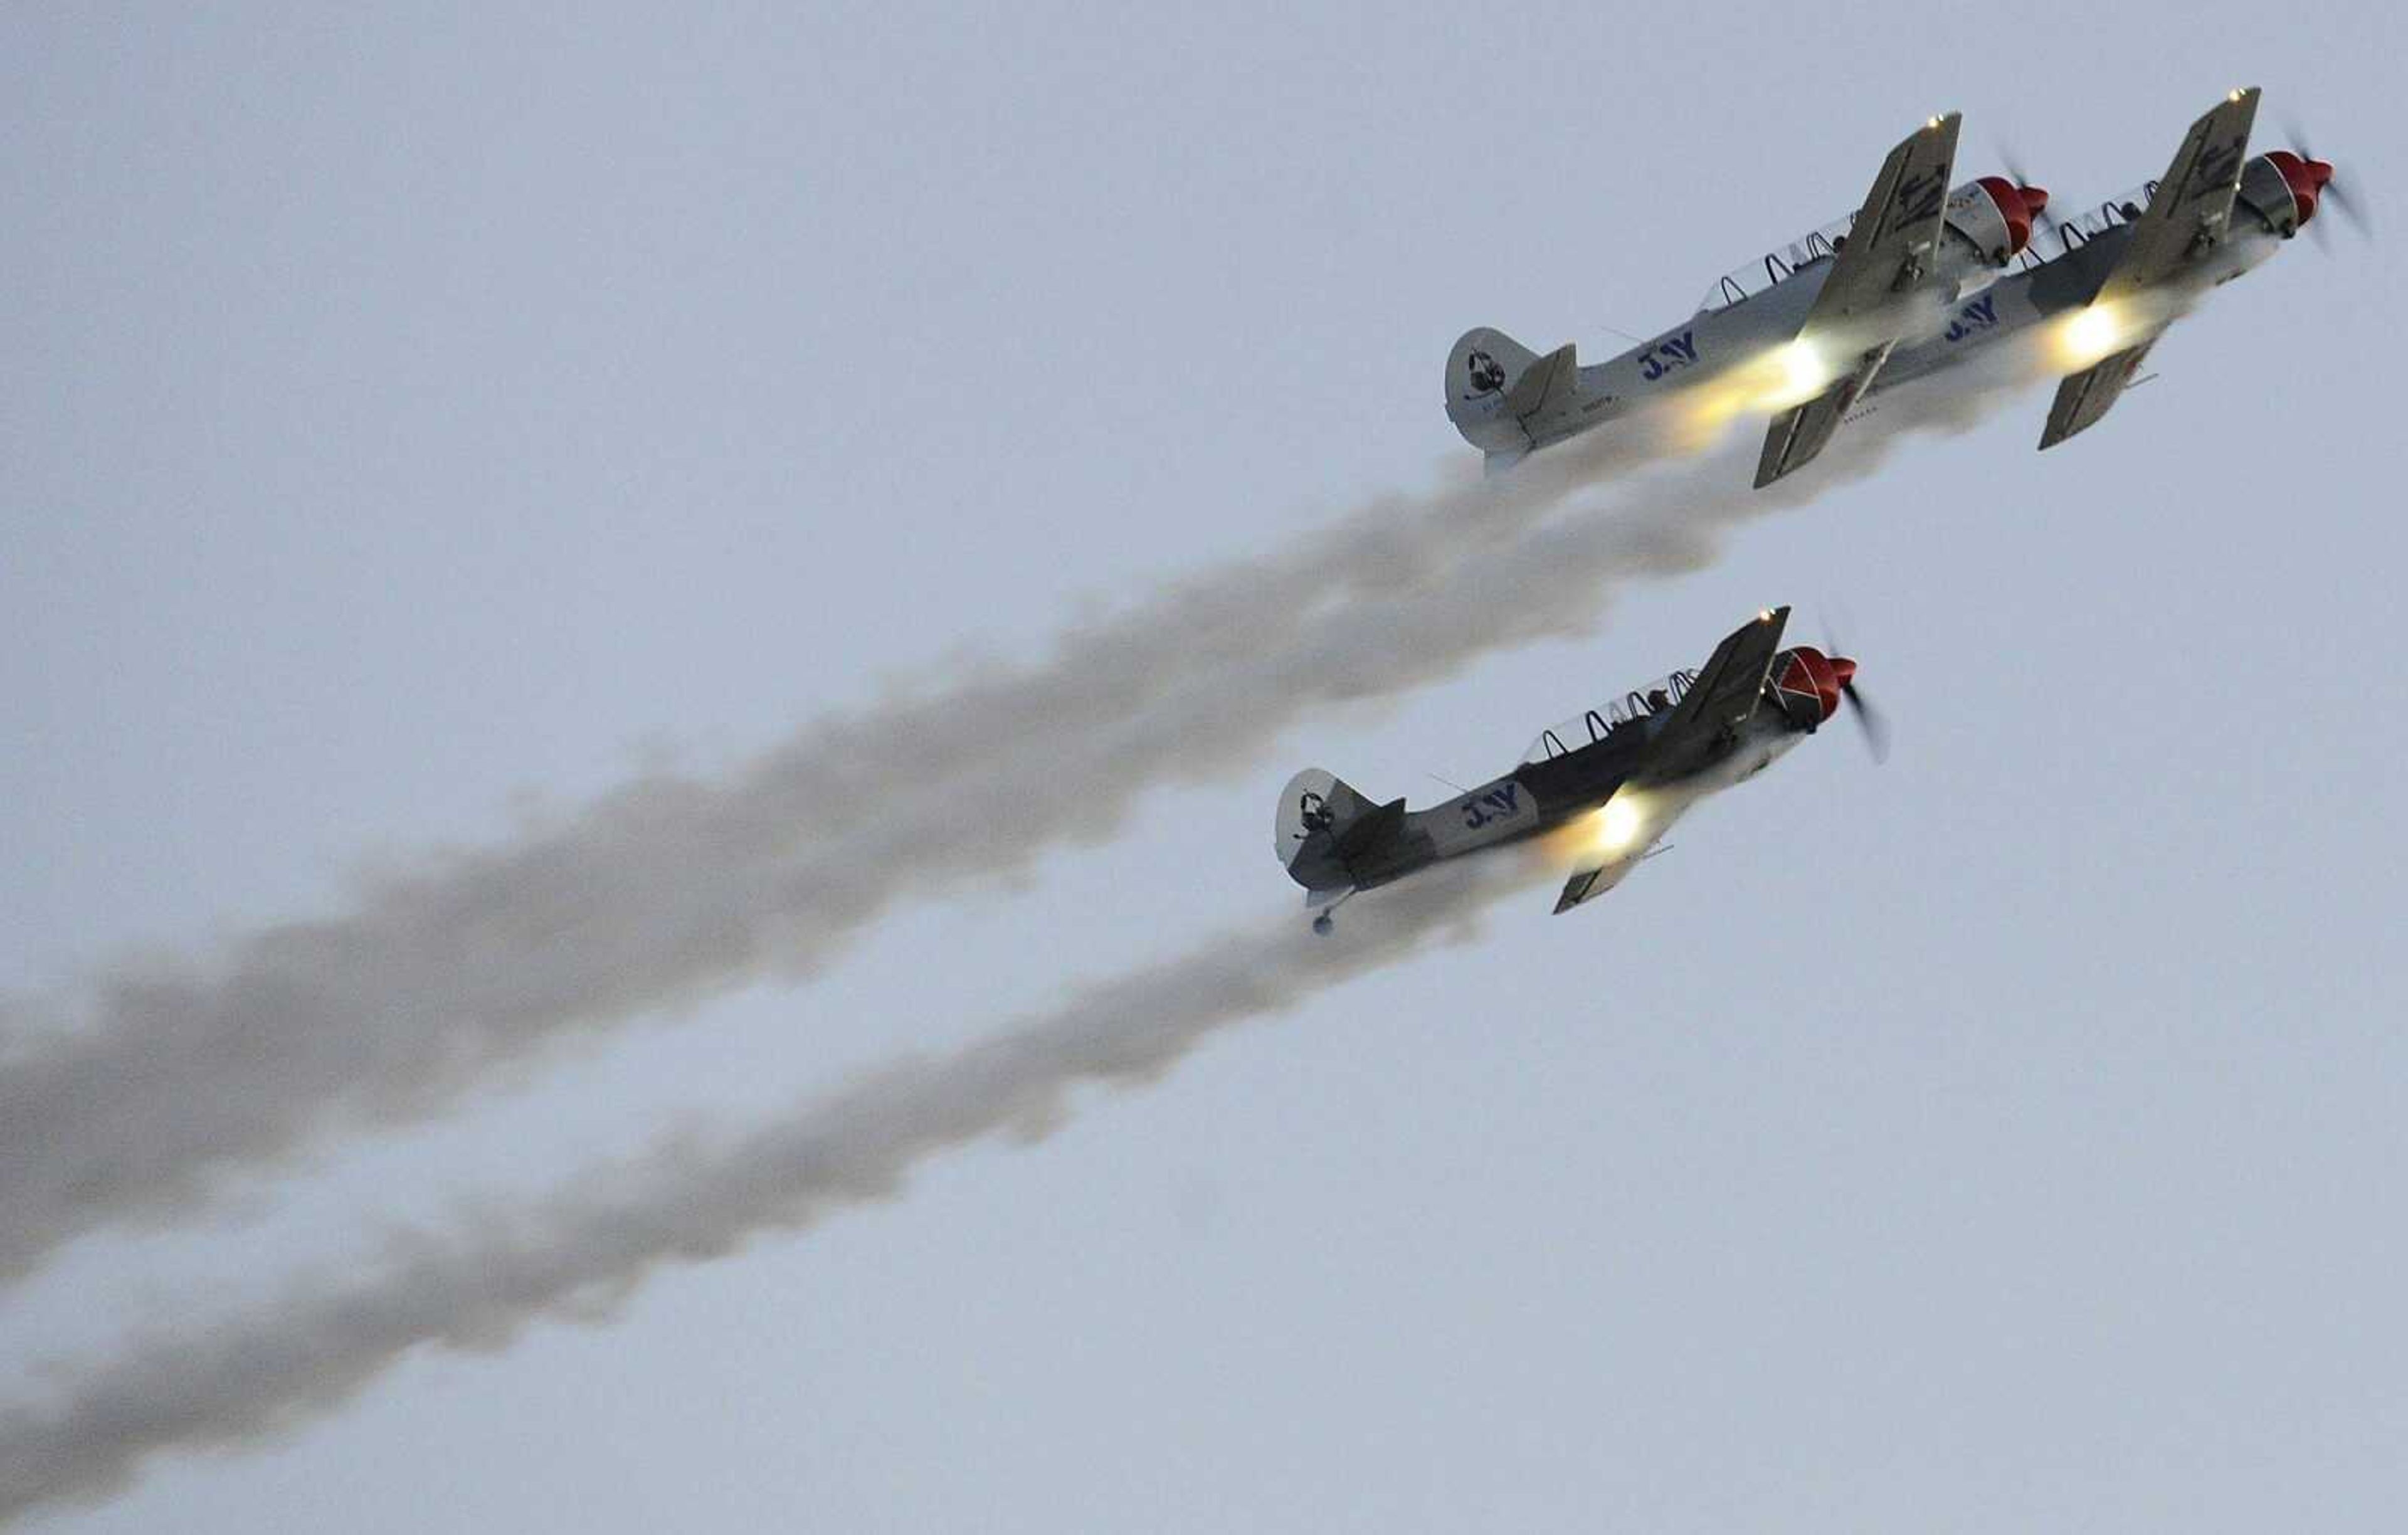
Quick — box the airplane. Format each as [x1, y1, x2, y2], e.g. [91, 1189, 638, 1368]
[1275, 606, 1879, 931]
[1869, 87, 2357, 447]
[1445, 112, 2052, 487]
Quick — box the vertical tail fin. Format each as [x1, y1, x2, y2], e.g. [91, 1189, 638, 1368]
[1445, 327, 1578, 457]
[1275, 768, 1386, 894]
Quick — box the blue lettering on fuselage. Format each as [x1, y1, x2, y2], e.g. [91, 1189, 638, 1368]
[1637, 329, 1701, 382]
[1460, 783, 1524, 830]
[1942, 293, 1999, 343]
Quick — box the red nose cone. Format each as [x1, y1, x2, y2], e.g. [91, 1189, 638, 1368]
[1829, 656, 1857, 688]
[1975, 175, 2042, 255]
[1777, 646, 1846, 723]
[2266, 150, 2331, 228]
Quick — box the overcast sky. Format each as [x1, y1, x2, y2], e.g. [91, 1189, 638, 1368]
[5, 4, 2405, 1530]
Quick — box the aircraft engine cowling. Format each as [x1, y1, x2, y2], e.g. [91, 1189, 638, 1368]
[1930, 176, 2050, 299]
[1967, 176, 2049, 258]
[2240, 150, 2335, 238]
[1771, 646, 1844, 725]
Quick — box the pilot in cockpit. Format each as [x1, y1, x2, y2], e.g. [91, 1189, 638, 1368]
[1645, 688, 1671, 714]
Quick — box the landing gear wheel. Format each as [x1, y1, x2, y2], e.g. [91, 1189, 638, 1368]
[1312, 914, 1334, 937]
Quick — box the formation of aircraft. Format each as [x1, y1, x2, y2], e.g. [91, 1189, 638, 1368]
[1876, 88, 2352, 446]
[1277, 607, 1879, 929]
[1445, 88, 2352, 482]
[1293, 90, 2357, 927]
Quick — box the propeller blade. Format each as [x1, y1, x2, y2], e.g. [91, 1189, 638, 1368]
[1820, 607, 1887, 763]
[1842, 682, 1891, 765]
[1994, 142, 2055, 234]
[2282, 114, 2372, 245]
[2325, 176, 2372, 240]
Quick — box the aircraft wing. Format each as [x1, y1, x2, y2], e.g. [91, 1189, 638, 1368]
[2036, 90, 2254, 451]
[2096, 88, 2259, 307]
[2038, 337, 2159, 450]
[1635, 606, 1790, 784]
[1756, 113, 1960, 487]
[1755, 351, 1891, 488]
[1553, 849, 1644, 914]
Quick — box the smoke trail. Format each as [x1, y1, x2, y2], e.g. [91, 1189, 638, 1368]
[0, 856, 1537, 1526]
[0, 350, 2053, 1522]
[0, 416, 1668, 1280]
[0, 352, 2034, 1282]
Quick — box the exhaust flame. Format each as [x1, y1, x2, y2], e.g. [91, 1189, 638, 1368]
[1674, 338, 1839, 450]
[2046, 292, 2189, 375]
[1541, 790, 1659, 868]
[1594, 796, 1645, 855]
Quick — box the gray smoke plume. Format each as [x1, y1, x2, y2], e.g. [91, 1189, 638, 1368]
[0, 418, 1662, 1281]
[0, 855, 1534, 1525]
[0, 357, 2030, 1284]
[0, 356, 2042, 1523]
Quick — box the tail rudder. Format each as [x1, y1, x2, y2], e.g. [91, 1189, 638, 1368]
[1275, 768, 1377, 893]
[1445, 327, 1579, 458]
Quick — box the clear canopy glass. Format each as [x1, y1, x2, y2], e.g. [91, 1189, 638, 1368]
[1521, 668, 1702, 763]
[1694, 212, 1856, 314]
[2014, 180, 2160, 270]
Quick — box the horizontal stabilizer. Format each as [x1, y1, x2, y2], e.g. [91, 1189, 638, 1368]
[1502, 343, 1579, 420]
[1276, 768, 1403, 894]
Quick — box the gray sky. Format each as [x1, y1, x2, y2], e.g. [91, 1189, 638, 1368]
[5, 4, 2405, 1531]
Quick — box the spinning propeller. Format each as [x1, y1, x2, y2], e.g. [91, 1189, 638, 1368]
[2280, 116, 2369, 251]
[1822, 616, 1889, 764]
[1993, 143, 2059, 247]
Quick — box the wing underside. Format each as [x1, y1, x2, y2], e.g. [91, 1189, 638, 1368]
[1756, 113, 1961, 487]
[1756, 347, 1893, 488]
[1547, 609, 1782, 915]
[1553, 853, 1642, 914]
[2034, 90, 2256, 450]
[1637, 605, 1789, 783]
[2096, 89, 2259, 307]
[2039, 339, 2157, 450]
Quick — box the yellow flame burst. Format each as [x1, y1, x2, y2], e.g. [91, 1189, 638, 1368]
[1541, 793, 1653, 870]
[1670, 339, 1838, 452]
[2049, 301, 2139, 372]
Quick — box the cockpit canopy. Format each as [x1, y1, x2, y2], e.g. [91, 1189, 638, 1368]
[1697, 179, 2030, 312]
[2014, 180, 2159, 270]
[1520, 668, 1702, 763]
[1695, 213, 1855, 314]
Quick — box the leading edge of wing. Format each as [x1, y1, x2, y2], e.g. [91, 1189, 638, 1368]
[2096, 88, 2260, 305]
[1803, 112, 1963, 330]
[1637, 606, 1790, 781]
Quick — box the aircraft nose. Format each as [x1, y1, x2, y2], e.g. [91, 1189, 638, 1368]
[1975, 176, 2046, 256]
[1827, 655, 1857, 688]
[2266, 149, 2333, 229]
